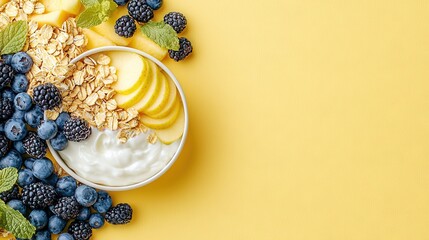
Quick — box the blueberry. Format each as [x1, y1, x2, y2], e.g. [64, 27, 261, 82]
[48, 215, 67, 234]
[17, 168, 35, 187]
[93, 191, 112, 213]
[113, 0, 129, 6]
[24, 158, 35, 169]
[11, 52, 33, 74]
[34, 230, 51, 240]
[89, 213, 105, 229]
[24, 106, 44, 128]
[2, 54, 13, 65]
[58, 233, 74, 240]
[37, 120, 58, 140]
[11, 74, 29, 93]
[13, 140, 25, 153]
[147, 0, 162, 10]
[4, 119, 27, 141]
[56, 176, 77, 197]
[32, 158, 54, 179]
[29, 209, 48, 230]
[1, 87, 16, 102]
[14, 92, 32, 111]
[40, 172, 58, 186]
[0, 149, 22, 169]
[55, 112, 70, 130]
[7, 199, 27, 216]
[12, 110, 25, 120]
[75, 185, 98, 207]
[50, 132, 68, 151]
[76, 207, 91, 221]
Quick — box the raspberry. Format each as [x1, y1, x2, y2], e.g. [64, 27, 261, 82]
[68, 221, 92, 240]
[105, 203, 133, 225]
[51, 196, 81, 220]
[0, 98, 13, 121]
[164, 12, 187, 33]
[0, 62, 14, 89]
[168, 37, 193, 62]
[63, 117, 91, 142]
[32, 83, 62, 110]
[114, 15, 137, 38]
[22, 182, 57, 209]
[23, 132, 47, 158]
[128, 0, 153, 23]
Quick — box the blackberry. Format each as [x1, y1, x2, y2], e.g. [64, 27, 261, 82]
[23, 132, 47, 158]
[0, 98, 13, 121]
[0, 133, 10, 157]
[51, 196, 81, 220]
[164, 12, 187, 33]
[68, 221, 92, 240]
[105, 203, 133, 225]
[115, 15, 137, 38]
[22, 182, 57, 209]
[63, 117, 91, 142]
[0, 62, 14, 89]
[32, 83, 62, 110]
[0, 185, 19, 202]
[168, 37, 193, 62]
[127, 0, 153, 23]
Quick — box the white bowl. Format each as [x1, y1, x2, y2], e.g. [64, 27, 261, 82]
[48, 46, 189, 191]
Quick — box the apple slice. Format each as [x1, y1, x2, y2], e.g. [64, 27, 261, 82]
[114, 63, 153, 109]
[108, 52, 150, 94]
[143, 71, 170, 115]
[31, 11, 70, 28]
[140, 100, 181, 129]
[155, 104, 185, 144]
[128, 31, 168, 60]
[91, 7, 131, 46]
[83, 29, 115, 49]
[131, 61, 162, 112]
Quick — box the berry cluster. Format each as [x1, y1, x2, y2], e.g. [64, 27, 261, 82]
[1, 52, 133, 239]
[113, 0, 193, 61]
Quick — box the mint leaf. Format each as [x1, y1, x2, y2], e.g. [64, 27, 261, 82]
[141, 21, 179, 50]
[80, 0, 99, 7]
[77, 4, 104, 28]
[0, 21, 28, 55]
[77, 0, 117, 28]
[0, 168, 18, 193]
[0, 200, 36, 239]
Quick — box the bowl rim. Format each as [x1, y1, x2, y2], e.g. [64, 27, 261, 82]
[48, 46, 189, 191]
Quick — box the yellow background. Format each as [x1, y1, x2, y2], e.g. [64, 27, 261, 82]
[97, 1, 429, 239]
[5, 0, 429, 239]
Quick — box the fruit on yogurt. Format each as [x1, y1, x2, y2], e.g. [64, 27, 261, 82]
[140, 100, 181, 129]
[143, 71, 170, 116]
[154, 106, 185, 144]
[129, 61, 162, 111]
[108, 51, 150, 94]
[30, 11, 70, 28]
[82, 29, 115, 49]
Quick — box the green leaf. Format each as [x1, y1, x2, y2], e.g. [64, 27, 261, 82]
[0, 168, 18, 193]
[76, 0, 117, 28]
[141, 21, 180, 51]
[0, 21, 28, 55]
[77, 4, 104, 28]
[0, 200, 36, 239]
[80, 0, 99, 7]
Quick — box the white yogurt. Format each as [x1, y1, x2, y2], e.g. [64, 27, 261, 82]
[58, 128, 180, 186]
